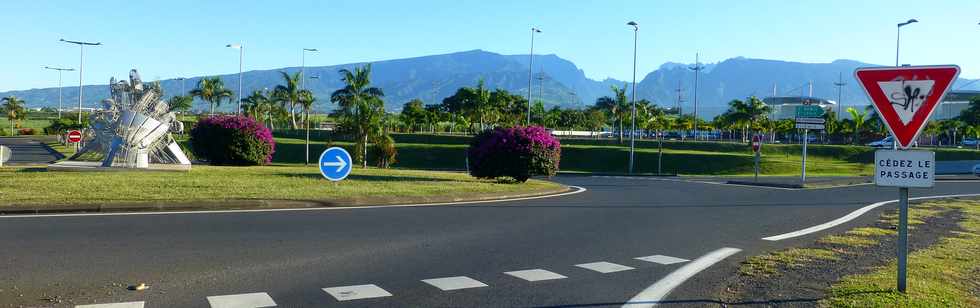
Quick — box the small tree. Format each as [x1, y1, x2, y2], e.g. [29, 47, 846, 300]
[2, 96, 26, 134]
[189, 77, 233, 116]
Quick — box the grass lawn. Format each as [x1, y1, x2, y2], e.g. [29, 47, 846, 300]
[734, 199, 980, 307]
[0, 165, 562, 207]
[822, 200, 980, 307]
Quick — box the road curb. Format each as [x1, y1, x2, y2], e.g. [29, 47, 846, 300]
[725, 180, 804, 189]
[0, 185, 573, 216]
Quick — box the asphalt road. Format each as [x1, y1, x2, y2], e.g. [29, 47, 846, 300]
[1, 176, 979, 307]
[0, 137, 63, 165]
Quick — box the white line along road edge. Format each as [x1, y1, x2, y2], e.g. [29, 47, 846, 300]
[622, 247, 742, 308]
[1, 186, 586, 219]
[763, 193, 980, 241]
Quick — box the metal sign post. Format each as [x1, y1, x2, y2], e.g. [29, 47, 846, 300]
[752, 135, 762, 182]
[795, 104, 824, 186]
[801, 129, 808, 185]
[856, 65, 957, 293]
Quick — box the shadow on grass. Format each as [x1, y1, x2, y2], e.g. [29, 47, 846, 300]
[15, 167, 47, 173]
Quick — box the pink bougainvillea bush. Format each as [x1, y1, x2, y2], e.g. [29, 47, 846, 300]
[189, 115, 275, 165]
[467, 126, 560, 182]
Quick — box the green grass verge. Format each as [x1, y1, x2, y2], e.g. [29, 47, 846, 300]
[822, 200, 980, 307]
[0, 165, 561, 206]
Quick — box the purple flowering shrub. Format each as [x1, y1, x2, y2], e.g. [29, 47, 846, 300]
[467, 126, 560, 182]
[189, 115, 275, 165]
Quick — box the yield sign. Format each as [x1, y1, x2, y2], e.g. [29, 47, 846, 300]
[854, 65, 960, 149]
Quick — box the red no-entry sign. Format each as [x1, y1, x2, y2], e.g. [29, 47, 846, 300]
[67, 130, 82, 143]
[751, 135, 762, 152]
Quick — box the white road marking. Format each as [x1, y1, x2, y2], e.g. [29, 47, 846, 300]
[504, 269, 568, 282]
[76, 302, 145, 308]
[635, 255, 689, 265]
[575, 261, 635, 273]
[206, 292, 276, 308]
[322, 284, 393, 301]
[623, 247, 741, 307]
[0, 186, 586, 219]
[421, 276, 489, 291]
[762, 193, 980, 241]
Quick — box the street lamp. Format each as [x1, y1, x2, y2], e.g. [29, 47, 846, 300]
[305, 74, 321, 166]
[43, 66, 75, 119]
[227, 43, 244, 114]
[177, 77, 186, 95]
[301, 48, 318, 91]
[896, 19, 918, 66]
[627, 21, 638, 174]
[527, 27, 542, 126]
[60, 38, 101, 124]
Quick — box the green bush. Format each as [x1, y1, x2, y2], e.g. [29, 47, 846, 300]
[0, 128, 8, 136]
[467, 126, 561, 182]
[189, 115, 275, 166]
[44, 118, 88, 135]
[371, 133, 397, 168]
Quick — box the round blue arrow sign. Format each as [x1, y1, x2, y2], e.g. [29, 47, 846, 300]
[318, 147, 352, 181]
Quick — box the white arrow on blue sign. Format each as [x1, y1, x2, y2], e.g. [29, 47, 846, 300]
[318, 147, 352, 181]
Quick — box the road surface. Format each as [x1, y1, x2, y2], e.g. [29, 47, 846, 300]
[1, 176, 978, 307]
[0, 137, 63, 165]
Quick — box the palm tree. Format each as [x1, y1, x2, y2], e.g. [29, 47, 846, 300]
[2, 96, 27, 134]
[297, 89, 316, 130]
[167, 95, 194, 120]
[189, 77, 234, 116]
[330, 64, 385, 167]
[722, 96, 771, 142]
[272, 71, 303, 130]
[596, 84, 629, 143]
[846, 107, 868, 144]
[242, 90, 274, 127]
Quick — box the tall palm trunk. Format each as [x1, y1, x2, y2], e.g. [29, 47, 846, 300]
[617, 118, 624, 143]
[289, 101, 298, 130]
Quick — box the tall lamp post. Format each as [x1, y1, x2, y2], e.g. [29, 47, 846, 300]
[177, 77, 186, 95]
[43, 66, 75, 119]
[627, 21, 639, 174]
[227, 43, 244, 114]
[527, 27, 541, 126]
[896, 19, 917, 66]
[301, 48, 318, 165]
[60, 39, 101, 124]
[689, 53, 704, 141]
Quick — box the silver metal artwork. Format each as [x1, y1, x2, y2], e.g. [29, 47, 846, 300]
[69, 69, 191, 168]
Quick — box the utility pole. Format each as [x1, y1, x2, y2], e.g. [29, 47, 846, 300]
[675, 81, 684, 115]
[688, 53, 704, 141]
[60, 39, 101, 124]
[43, 66, 75, 119]
[527, 27, 541, 126]
[834, 72, 847, 120]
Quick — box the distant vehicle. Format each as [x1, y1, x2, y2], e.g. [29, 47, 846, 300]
[973, 164, 980, 177]
[867, 136, 895, 148]
[962, 138, 978, 147]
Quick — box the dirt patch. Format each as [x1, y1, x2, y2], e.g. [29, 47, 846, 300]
[721, 206, 966, 306]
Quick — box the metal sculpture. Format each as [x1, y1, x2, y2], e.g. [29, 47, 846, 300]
[70, 69, 191, 168]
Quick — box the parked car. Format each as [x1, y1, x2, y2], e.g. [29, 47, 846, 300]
[962, 138, 978, 147]
[973, 164, 980, 177]
[867, 136, 895, 148]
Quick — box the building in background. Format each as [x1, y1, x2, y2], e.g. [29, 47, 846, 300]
[762, 96, 835, 120]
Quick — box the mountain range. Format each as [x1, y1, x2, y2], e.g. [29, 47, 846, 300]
[4, 49, 979, 118]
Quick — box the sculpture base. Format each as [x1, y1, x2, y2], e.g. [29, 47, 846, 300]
[47, 161, 191, 172]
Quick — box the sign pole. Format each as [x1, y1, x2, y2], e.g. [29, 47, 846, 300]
[754, 151, 760, 182]
[897, 186, 909, 293]
[801, 128, 808, 185]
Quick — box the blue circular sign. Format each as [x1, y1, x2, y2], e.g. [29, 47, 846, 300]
[318, 147, 352, 181]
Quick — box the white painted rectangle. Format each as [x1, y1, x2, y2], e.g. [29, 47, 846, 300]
[206, 292, 276, 308]
[322, 284, 393, 301]
[421, 276, 488, 291]
[795, 123, 825, 130]
[635, 255, 690, 265]
[874, 150, 935, 188]
[575, 261, 635, 273]
[504, 269, 567, 282]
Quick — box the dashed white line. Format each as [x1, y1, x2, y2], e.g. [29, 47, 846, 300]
[635, 255, 689, 265]
[575, 261, 635, 273]
[623, 247, 742, 307]
[75, 302, 145, 308]
[322, 284, 393, 301]
[421, 276, 489, 291]
[504, 269, 568, 282]
[206, 292, 276, 308]
[762, 193, 980, 241]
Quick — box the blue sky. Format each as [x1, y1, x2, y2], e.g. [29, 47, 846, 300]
[3, 0, 980, 91]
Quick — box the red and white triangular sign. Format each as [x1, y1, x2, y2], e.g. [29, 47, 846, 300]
[854, 65, 960, 149]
